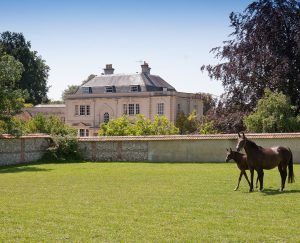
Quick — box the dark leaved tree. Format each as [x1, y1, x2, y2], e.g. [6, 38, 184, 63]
[0, 31, 49, 104]
[201, 0, 300, 132]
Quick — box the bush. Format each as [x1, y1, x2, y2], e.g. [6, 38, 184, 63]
[99, 114, 179, 136]
[23, 113, 77, 136]
[43, 135, 81, 161]
[10, 114, 81, 161]
[244, 89, 300, 132]
[175, 111, 198, 134]
[198, 120, 217, 134]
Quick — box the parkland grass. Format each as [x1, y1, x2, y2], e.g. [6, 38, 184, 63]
[0, 162, 299, 242]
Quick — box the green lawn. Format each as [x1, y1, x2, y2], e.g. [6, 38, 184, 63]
[0, 162, 299, 242]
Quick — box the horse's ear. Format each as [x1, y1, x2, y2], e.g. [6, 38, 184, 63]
[242, 132, 245, 138]
[226, 148, 229, 152]
[238, 132, 241, 137]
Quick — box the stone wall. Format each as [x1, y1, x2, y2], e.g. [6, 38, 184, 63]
[78, 134, 300, 163]
[0, 135, 50, 166]
[1, 134, 300, 166]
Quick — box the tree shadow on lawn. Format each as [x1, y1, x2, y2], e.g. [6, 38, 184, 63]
[0, 165, 52, 174]
[261, 188, 300, 196]
[0, 160, 86, 174]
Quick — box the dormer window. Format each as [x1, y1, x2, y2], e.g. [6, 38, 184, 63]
[130, 85, 140, 92]
[82, 87, 92, 94]
[105, 86, 116, 93]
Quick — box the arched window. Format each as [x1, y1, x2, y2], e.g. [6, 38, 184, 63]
[104, 112, 109, 123]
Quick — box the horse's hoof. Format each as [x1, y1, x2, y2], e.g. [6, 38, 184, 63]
[259, 188, 264, 192]
[234, 188, 238, 191]
[249, 189, 254, 193]
[279, 188, 283, 192]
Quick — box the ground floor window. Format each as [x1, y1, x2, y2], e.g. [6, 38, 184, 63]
[79, 129, 89, 137]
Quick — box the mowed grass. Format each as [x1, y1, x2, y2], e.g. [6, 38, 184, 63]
[0, 162, 299, 242]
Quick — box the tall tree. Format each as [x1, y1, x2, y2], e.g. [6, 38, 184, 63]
[202, 0, 300, 112]
[0, 31, 49, 104]
[0, 53, 25, 135]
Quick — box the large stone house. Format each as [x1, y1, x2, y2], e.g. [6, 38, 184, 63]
[65, 62, 204, 136]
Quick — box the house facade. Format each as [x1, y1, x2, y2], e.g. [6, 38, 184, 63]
[65, 63, 204, 136]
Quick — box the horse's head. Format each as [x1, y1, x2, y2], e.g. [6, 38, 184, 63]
[225, 148, 234, 162]
[236, 132, 246, 152]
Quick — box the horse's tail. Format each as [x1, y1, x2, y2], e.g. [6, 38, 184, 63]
[288, 148, 295, 183]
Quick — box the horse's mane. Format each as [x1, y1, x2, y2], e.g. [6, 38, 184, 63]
[246, 139, 263, 150]
[233, 151, 244, 156]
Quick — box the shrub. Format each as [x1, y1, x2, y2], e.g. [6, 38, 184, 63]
[23, 113, 77, 136]
[99, 115, 179, 136]
[198, 120, 217, 134]
[43, 135, 81, 161]
[175, 111, 198, 134]
[244, 89, 300, 133]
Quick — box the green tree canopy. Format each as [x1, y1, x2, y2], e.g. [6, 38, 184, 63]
[0, 53, 25, 135]
[99, 115, 179, 136]
[20, 113, 76, 136]
[244, 89, 300, 132]
[0, 31, 50, 104]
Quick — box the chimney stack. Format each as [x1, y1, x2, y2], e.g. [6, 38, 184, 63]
[141, 61, 151, 75]
[103, 64, 114, 75]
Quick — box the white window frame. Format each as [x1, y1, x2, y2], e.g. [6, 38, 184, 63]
[124, 104, 140, 116]
[157, 103, 164, 115]
[104, 112, 110, 123]
[136, 104, 140, 114]
[79, 105, 90, 116]
[79, 129, 89, 137]
[105, 86, 114, 93]
[82, 87, 92, 93]
[86, 105, 90, 115]
[130, 85, 139, 92]
[80, 105, 86, 115]
[128, 104, 135, 116]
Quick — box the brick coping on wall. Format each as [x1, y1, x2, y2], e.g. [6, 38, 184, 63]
[78, 133, 300, 142]
[0, 134, 51, 139]
[1, 133, 300, 141]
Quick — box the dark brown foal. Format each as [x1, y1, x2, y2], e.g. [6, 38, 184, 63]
[225, 148, 258, 191]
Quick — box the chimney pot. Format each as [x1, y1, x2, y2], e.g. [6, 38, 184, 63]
[103, 64, 114, 75]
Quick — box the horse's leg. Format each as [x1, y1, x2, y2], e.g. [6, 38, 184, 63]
[256, 168, 263, 191]
[256, 174, 259, 188]
[249, 168, 254, 192]
[278, 165, 285, 192]
[243, 171, 251, 187]
[281, 165, 287, 191]
[234, 171, 243, 191]
[257, 168, 264, 191]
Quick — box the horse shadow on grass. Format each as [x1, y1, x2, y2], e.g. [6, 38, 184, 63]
[260, 188, 300, 196]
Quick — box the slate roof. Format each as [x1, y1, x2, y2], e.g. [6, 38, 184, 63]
[77, 73, 176, 94]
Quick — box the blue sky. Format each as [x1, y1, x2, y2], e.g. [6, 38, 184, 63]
[1, 0, 253, 100]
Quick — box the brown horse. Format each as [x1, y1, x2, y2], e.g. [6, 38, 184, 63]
[225, 148, 259, 191]
[236, 132, 295, 192]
